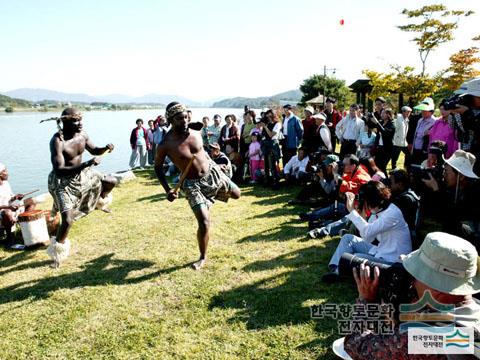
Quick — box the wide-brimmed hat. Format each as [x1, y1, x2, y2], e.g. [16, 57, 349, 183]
[414, 97, 435, 111]
[455, 77, 480, 97]
[403, 232, 480, 295]
[312, 112, 327, 121]
[444, 150, 479, 179]
[209, 143, 220, 150]
[323, 154, 339, 166]
[304, 106, 315, 115]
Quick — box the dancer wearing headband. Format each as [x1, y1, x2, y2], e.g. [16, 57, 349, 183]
[155, 102, 241, 270]
[46, 107, 118, 267]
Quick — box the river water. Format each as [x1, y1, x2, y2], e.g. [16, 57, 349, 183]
[0, 108, 244, 193]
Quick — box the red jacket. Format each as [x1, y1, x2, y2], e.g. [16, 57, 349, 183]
[339, 164, 371, 195]
[302, 117, 317, 143]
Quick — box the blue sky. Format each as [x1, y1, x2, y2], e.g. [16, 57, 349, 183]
[2, 0, 479, 101]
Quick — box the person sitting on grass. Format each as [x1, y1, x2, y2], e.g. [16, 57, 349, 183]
[225, 144, 243, 183]
[322, 180, 411, 283]
[0, 163, 37, 246]
[421, 149, 480, 248]
[289, 147, 332, 205]
[209, 143, 232, 178]
[388, 169, 420, 238]
[299, 154, 371, 223]
[282, 147, 310, 185]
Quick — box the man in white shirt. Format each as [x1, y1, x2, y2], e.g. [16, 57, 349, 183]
[283, 148, 310, 184]
[392, 106, 412, 169]
[0, 163, 36, 245]
[336, 104, 365, 159]
[322, 180, 411, 283]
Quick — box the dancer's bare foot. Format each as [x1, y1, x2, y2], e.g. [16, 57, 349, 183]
[191, 258, 206, 270]
[101, 207, 112, 213]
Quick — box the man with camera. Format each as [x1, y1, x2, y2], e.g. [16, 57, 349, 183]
[299, 154, 370, 223]
[343, 232, 480, 359]
[322, 181, 411, 283]
[449, 77, 480, 176]
[422, 149, 480, 248]
[289, 148, 332, 205]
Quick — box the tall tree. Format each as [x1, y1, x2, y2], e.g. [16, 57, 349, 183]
[398, 4, 473, 76]
[443, 35, 480, 90]
[363, 66, 442, 107]
[299, 75, 350, 108]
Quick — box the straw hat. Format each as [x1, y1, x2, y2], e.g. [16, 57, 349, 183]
[403, 232, 480, 295]
[312, 112, 327, 121]
[304, 106, 315, 115]
[414, 97, 435, 111]
[444, 150, 479, 179]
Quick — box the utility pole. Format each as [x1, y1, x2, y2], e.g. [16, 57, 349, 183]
[323, 65, 336, 106]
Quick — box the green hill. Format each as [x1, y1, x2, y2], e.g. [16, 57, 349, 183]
[0, 94, 32, 110]
[212, 89, 302, 108]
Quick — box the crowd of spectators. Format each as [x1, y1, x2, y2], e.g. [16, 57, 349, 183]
[126, 78, 480, 358]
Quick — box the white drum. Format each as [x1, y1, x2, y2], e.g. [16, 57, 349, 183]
[17, 210, 50, 246]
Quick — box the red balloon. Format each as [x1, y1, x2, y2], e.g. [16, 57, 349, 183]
[340, 19, 344, 25]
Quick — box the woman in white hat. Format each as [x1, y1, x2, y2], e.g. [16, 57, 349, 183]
[422, 149, 480, 242]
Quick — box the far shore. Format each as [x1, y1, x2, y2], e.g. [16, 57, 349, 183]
[1, 105, 248, 115]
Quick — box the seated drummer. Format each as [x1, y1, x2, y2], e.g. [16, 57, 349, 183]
[0, 163, 36, 246]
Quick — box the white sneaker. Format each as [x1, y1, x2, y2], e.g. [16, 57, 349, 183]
[308, 227, 328, 239]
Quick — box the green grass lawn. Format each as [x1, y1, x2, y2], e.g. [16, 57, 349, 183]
[0, 169, 356, 359]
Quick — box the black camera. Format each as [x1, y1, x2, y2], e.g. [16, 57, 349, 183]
[410, 163, 443, 182]
[338, 253, 415, 317]
[442, 94, 469, 111]
[311, 163, 327, 174]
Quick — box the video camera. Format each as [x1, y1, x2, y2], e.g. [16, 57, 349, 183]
[410, 164, 443, 181]
[442, 94, 469, 111]
[338, 253, 416, 317]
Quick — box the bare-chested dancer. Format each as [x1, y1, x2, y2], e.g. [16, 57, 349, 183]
[47, 108, 118, 267]
[155, 102, 241, 270]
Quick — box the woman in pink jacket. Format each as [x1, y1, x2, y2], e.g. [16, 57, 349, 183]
[428, 101, 458, 158]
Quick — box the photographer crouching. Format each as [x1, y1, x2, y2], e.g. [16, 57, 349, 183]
[322, 180, 411, 283]
[421, 150, 480, 249]
[343, 232, 480, 359]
